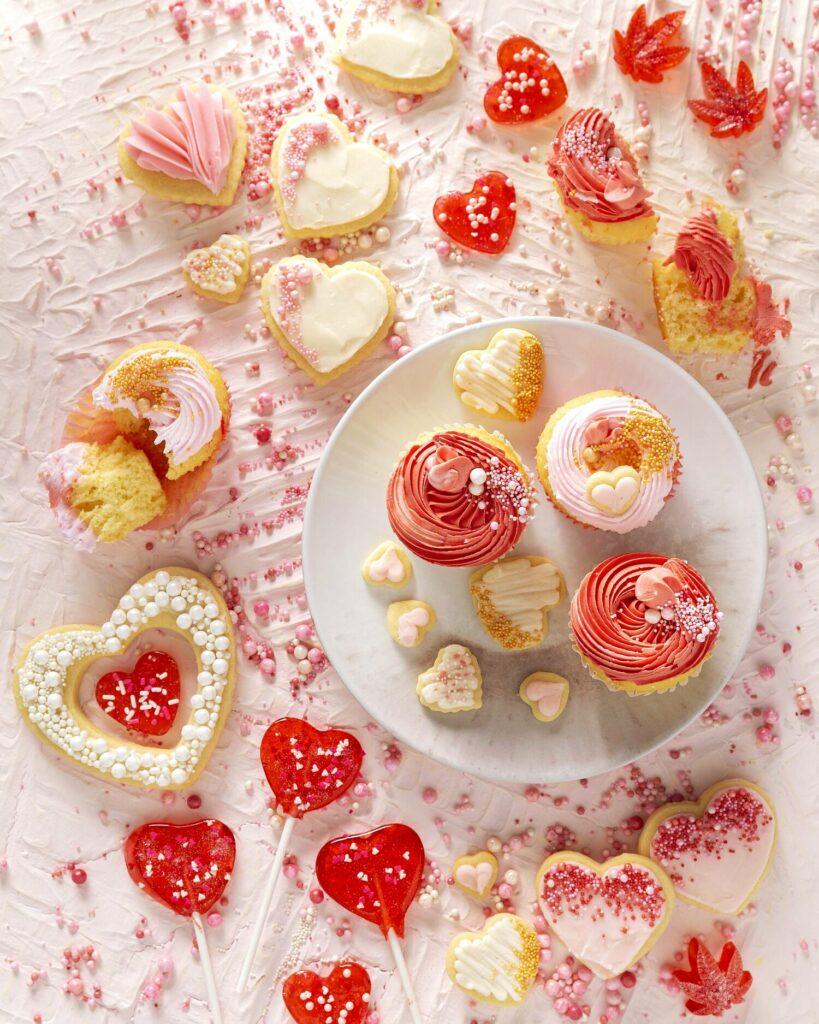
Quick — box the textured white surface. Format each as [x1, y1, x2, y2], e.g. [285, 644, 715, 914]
[1, 1, 818, 1022]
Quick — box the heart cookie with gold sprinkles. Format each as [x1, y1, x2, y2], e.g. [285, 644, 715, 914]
[446, 913, 540, 1007]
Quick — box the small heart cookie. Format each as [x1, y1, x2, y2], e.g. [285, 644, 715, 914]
[334, 0, 459, 95]
[536, 852, 675, 978]
[586, 465, 641, 515]
[118, 82, 248, 206]
[447, 913, 540, 1007]
[362, 541, 412, 588]
[519, 672, 569, 722]
[638, 779, 777, 914]
[453, 851, 498, 898]
[387, 600, 436, 648]
[14, 568, 235, 790]
[470, 556, 563, 650]
[182, 234, 250, 303]
[262, 256, 396, 383]
[417, 644, 482, 714]
[272, 112, 399, 238]
[453, 328, 544, 421]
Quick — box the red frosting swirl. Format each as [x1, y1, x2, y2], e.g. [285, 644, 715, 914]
[547, 108, 654, 224]
[663, 208, 737, 302]
[571, 553, 720, 688]
[386, 430, 535, 567]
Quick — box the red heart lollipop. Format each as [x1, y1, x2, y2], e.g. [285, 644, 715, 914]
[315, 824, 425, 938]
[283, 962, 371, 1024]
[124, 819, 236, 917]
[484, 36, 568, 124]
[433, 172, 517, 254]
[260, 718, 364, 819]
[95, 650, 180, 736]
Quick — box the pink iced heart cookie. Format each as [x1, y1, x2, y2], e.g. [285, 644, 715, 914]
[519, 672, 569, 722]
[362, 541, 412, 589]
[453, 852, 498, 898]
[536, 853, 675, 978]
[639, 779, 777, 914]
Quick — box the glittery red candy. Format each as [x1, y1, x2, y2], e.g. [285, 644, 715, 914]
[689, 60, 768, 139]
[433, 171, 517, 254]
[612, 5, 689, 84]
[673, 938, 752, 1016]
[315, 824, 425, 938]
[124, 819, 236, 917]
[260, 718, 364, 819]
[282, 962, 371, 1024]
[95, 651, 180, 736]
[484, 36, 567, 124]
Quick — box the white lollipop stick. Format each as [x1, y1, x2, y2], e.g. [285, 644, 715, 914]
[386, 928, 423, 1024]
[236, 814, 297, 992]
[191, 911, 222, 1024]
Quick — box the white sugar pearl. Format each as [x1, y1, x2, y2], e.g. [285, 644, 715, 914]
[92, 739, 108, 754]
[111, 763, 126, 779]
[201, 650, 215, 666]
[204, 604, 219, 618]
[293, 644, 308, 660]
[176, 613, 192, 630]
[22, 684, 38, 702]
[44, 671, 61, 688]
[182, 724, 198, 740]
[214, 636, 229, 651]
[171, 768, 188, 785]
[143, 582, 157, 598]
[197, 671, 213, 686]
[111, 609, 126, 625]
[190, 694, 205, 709]
[116, 625, 131, 640]
[193, 631, 208, 646]
[155, 571, 170, 587]
[155, 592, 170, 609]
[104, 638, 121, 654]
[145, 602, 159, 618]
[210, 620, 226, 636]
[171, 598, 187, 614]
[469, 467, 487, 485]
[196, 726, 212, 741]
[644, 608, 661, 624]
[157, 772, 171, 788]
[70, 735, 86, 751]
[126, 756, 141, 772]
[101, 622, 116, 637]
[155, 753, 169, 767]
[190, 605, 204, 621]
[46, 693, 63, 709]
[141, 752, 155, 767]
[166, 581, 181, 597]
[126, 609, 141, 623]
[34, 650, 49, 666]
[130, 584, 144, 599]
[202, 685, 216, 701]
[212, 658, 228, 676]
[468, 482, 484, 496]
[175, 745, 190, 762]
[119, 596, 135, 610]
[99, 752, 115, 769]
[194, 709, 210, 725]
[57, 651, 72, 667]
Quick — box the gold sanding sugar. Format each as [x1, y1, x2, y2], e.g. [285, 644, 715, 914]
[509, 336, 544, 421]
[104, 353, 189, 410]
[620, 409, 678, 479]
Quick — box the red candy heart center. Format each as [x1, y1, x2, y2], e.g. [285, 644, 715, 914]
[95, 650, 180, 736]
[260, 718, 364, 819]
[433, 171, 517, 255]
[315, 823, 425, 937]
[282, 963, 371, 1024]
[124, 819, 236, 917]
[484, 36, 568, 124]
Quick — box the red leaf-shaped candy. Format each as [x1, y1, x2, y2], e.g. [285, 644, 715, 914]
[613, 5, 689, 84]
[689, 60, 768, 138]
[260, 718, 364, 819]
[283, 962, 371, 1024]
[673, 938, 753, 1016]
[484, 36, 567, 124]
[315, 824, 425, 938]
[433, 171, 517, 254]
[95, 650, 180, 737]
[124, 819, 236, 917]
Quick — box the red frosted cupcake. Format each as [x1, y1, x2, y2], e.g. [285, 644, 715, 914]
[571, 553, 721, 694]
[386, 425, 536, 567]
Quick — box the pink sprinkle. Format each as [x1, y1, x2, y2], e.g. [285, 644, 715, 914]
[109, 209, 128, 229]
[797, 485, 813, 504]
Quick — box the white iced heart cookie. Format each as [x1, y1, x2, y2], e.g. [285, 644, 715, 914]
[387, 599, 436, 647]
[453, 851, 498, 898]
[334, 0, 460, 94]
[362, 540, 412, 587]
[446, 913, 540, 1007]
[638, 779, 777, 914]
[536, 852, 675, 979]
[271, 112, 399, 238]
[470, 555, 563, 650]
[13, 568, 235, 791]
[519, 671, 569, 722]
[182, 234, 250, 303]
[586, 465, 641, 515]
[417, 644, 482, 713]
[453, 328, 544, 421]
[262, 255, 396, 384]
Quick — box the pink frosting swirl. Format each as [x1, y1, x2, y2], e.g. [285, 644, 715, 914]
[547, 108, 654, 224]
[387, 430, 535, 567]
[663, 208, 737, 302]
[123, 84, 236, 195]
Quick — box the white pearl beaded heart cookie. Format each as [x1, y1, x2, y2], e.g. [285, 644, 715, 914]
[14, 568, 235, 790]
[182, 234, 250, 303]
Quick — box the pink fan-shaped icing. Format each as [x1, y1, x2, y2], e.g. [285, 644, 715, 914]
[123, 84, 236, 195]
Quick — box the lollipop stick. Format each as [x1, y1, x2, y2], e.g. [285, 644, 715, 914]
[236, 814, 297, 992]
[387, 928, 423, 1024]
[191, 911, 222, 1024]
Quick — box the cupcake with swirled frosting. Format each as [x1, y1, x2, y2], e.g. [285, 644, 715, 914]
[547, 108, 657, 245]
[571, 553, 721, 695]
[387, 425, 536, 567]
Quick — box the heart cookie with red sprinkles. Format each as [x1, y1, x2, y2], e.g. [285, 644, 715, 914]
[433, 172, 517, 254]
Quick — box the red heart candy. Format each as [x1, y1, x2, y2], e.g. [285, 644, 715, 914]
[95, 650, 181, 737]
[315, 824, 425, 938]
[260, 718, 364, 819]
[124, 819, 236, 917]
[484, 36, 568, 124]
[433, 171, 517, 254]
[282, 962, 371, 1024]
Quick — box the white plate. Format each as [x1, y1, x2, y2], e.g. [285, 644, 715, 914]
[303, 317, 766, 783]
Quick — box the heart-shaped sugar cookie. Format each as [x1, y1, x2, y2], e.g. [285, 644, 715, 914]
[536, 852, 675, 978]
[362, 540, 412, 588]
[447, 913, 540, 1007]
[334, 0, 459, 94]
[638, 779, 777, 914]
[14, 568, 235, 790]
[453, 851, 498, 898]
[470, 556, 563, 650]
[272, 112, 399, 238]
[387, 600, 436, 647]
[262, 256, 396, 384]
[586, 465, 641, 515]
[182, 234, 250, 303]
[519, 671, 569, 722]
[453, 327, 544, 421]
[417, 644, 482, 713]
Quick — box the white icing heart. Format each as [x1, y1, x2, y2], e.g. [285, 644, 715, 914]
[13, 569, 235, 790]
[589, 471, 640, 515]
[336, 0, 455, 82]
[448, 914, 540, 1006]
[456, 861, 494, 893]
[417, 644, 482, 713]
